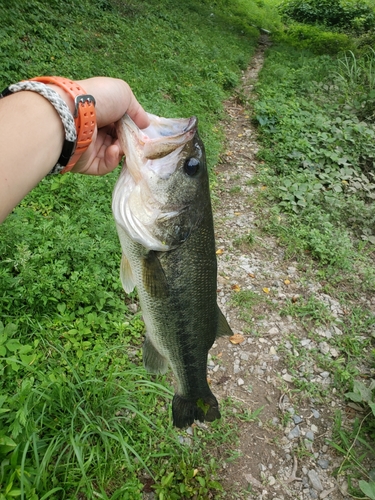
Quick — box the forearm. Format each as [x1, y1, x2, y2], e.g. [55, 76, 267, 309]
[0, 76, 149, 223]
[0, 90, 65, 222]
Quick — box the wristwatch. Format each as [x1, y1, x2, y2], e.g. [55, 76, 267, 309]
[30, 76, 96, 173]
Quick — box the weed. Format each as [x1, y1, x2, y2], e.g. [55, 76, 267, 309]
[233, 232, 255, 248]
[330, 379, 375, 499]
[280, 296, 333, 326]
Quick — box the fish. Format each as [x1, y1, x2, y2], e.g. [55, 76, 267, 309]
[112, 113, 233, 428]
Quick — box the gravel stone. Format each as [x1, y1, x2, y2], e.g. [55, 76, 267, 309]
[287, 426, 300, 439]
[308, 470, 324, 492]
[318, 459, 329, 470]
[293, 415, 303, 424]
[305, 431, 314, 441]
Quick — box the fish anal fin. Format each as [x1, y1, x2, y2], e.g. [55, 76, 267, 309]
[142, 251, 168, 298]
[120, 253, 135, 293]
[216, 306, 233, 338]
[143, 336, 168, 374]
[172, 393, 221, 428]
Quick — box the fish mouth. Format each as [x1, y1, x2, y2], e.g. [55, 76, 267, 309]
[140, 114, 197, 160]
[116, 113, 197, 165]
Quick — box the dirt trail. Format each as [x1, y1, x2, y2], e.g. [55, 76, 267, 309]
[208, 36, 354, 500]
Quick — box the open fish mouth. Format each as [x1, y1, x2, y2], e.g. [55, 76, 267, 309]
[117, 113, 197, 167]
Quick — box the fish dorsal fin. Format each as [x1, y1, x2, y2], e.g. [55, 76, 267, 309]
[120, 253, 135, 293]
[142, 251, 168, 298]
[216, 306, 233, 338]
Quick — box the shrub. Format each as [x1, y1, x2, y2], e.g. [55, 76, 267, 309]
[278, 0, 375, 33]
[282, 23, 355, 54]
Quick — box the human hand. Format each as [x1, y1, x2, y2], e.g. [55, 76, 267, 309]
[53, 77, 150, 176]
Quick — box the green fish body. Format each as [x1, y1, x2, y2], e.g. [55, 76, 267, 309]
[112, 114, 232, 428]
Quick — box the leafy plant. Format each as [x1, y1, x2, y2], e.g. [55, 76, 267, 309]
[278, 0, 375, 33]
[329, 380, 375, 499]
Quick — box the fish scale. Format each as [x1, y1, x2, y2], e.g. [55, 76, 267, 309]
[112, 113, 233, 427]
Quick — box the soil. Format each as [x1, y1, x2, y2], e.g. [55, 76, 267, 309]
[202, 35, 374, 500]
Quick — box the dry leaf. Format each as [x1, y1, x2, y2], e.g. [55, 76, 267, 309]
[238, 133, 243, 137]
[284, 279, 291, 285]
[234, 212, 242, 216]
[217, 352, 223, 358]
[263, 287, 270, 294]
[261, 185, 267, 190]
[216, 248, 224, 255]
[229, 333, 245, 344]
[248, 273, 255, 278]
[232, 284, 241, 292]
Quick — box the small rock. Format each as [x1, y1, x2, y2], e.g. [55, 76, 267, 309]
[268, 326, 279, 335]
[319, 342, 330, 355]
[128, 303, 138, 313]
[237, 378, 245, 386]
[282, 373, 293, 383]
[287, 426, 300, 439]
[331, 325, 343, 336]
[320, 487, 336, 499]
[308, 470, 323, 492]
[318, 459, 329, 470]
[305, 431, 314, 441]
[292, 415, 303, 424]
[269, 346, 277, 355]
[311, 424, 318, 433]
[301, 339, 311, 347]
[310, 489, 318, 499]
[312, 409, 320, 419]
[268, 475, 276, 486]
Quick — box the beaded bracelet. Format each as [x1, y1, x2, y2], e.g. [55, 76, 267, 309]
[0, 81, 77, 174]
[0, 78, 96, 174]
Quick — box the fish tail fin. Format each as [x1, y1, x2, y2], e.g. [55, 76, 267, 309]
[172, 393, 221, 428]
[143, 335, 168, 374]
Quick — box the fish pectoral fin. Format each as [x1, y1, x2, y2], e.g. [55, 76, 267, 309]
[142, 251, 168, 298]
[172, 393, 221, 428]
[216, 306, 233, 338]
[143, 335, 168, 374]
[120, 253, 135, 293]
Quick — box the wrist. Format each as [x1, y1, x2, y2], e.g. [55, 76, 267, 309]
[29, 77, 97, 173]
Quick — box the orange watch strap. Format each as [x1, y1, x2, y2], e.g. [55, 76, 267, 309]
[30, 77, 96, 173]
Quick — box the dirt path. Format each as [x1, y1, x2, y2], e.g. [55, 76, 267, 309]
[207, 37, 358, 500]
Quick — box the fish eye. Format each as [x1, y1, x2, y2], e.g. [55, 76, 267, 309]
[184, 157, 200, 176]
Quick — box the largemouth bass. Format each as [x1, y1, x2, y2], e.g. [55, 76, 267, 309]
[112, 113, 233, 428]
